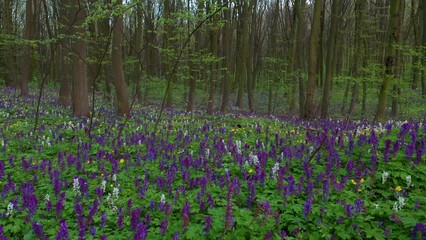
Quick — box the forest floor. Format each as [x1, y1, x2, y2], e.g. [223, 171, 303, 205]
[0, 88, 425, 239]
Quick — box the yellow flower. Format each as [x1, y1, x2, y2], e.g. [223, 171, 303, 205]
[119, 159, 125, 164]
[360, 178, 365, 183]
[248, 169, 254, 174]
[358, 189, 362, 193]
[351, 179, 357, 185]
[395, 186, 402, 192]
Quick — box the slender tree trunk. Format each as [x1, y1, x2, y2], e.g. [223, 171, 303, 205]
[221, 0, 232, 112]
[375, 0, 402, 122]
[21, 0, 35, 96]
[391, 0, 404, 117]
[422, 0, 426, 95]
[4, 0, 16, 87]
[207, 0, 219, 114]
[267, 0, 279, 115]
[246, 0, 256, 113]
[70, 0, 90, 116]
[320, 0, 341, 118]
[187, 0, 204, 112]
[303, 0, 323, 118]
[111, 0, 130, 116]
[411, 0, 421, 90]
[133, 3, 143, 103]
[58, 0, 71, 106]
[348, 0, 366, 115]
[236, 1, 249, 109]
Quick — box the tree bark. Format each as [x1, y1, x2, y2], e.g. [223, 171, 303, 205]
[207, 0, 220, 114]
[220, 0, 232, 112]
[348, 0, 366, 115]
[303, 0, 323, 118]
[375, 0, 402, 122]
[4, 0, 17, 87]
[21, 0, 36, 96]
[70, 0, 90, 116]
[58, 0, 71, 106]
[235, 0, 249, 109]
[320, 0, 341, 118]
[111, 0, 130, 116]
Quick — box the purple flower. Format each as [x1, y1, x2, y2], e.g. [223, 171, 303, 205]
[55, 220, 69, 240]
[303, 196, 313, 219]
[224, 203, 234, 230]
[204, 216, 212, 234]
[117, 215, 123, 230]
[412, 222, 426, 239]
[160, 219, 167, 235]
[181, 201, 190, 228]
[32, 221, 47, 240]
[134, 222, 147, 240]
[55, 200, 63, 217]
[131, 208, 141, 231]
[89, 226, 96, 236]
[100, 212, 107, 228]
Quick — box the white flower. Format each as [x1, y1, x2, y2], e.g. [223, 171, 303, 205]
[45, 194, 50, 202]
[101, 180, 107, 192]
[6, 202, 13, 217]
[112, 187, 119, 199]
[392, 202, 399, 211]
[398, 196, 405, 209]
[112, 174, 117, 182]
[374, 203, 379, 209]
[236, 140, 242, 154]
[160, 194, 166, 204]
[73, 178, 80, 195]
[382, 171, 389, 184]
[406, 175, 412, 187]
[249, 154, 259, 166]
[205, 149, 210, 158]
[272, 163, 280, 180]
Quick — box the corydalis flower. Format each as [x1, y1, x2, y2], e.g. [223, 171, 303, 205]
[32, 221, 47, 240]
[303, 196, 313, 219]
[73, 178, 80, 195]
[382, 171, 389, 184]
[55, 220, 69, 240]
[6, 202, 13, 217]
[406, 175, 412, 187]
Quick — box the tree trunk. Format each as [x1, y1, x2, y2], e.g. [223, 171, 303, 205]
[247, 0, 257, 113]
[58, 0, 71, 106]
[70, 0, 90, 116]
[207, 0, 219, 114]
[303, 0, 323, 118]
[422, 0, 426, 95]
[320, 0, 341, 118]
[21, 0, 35, 96]
[235, 1, 249, 109]
[220, 0, 232, 112]
[391, 0, 404, 117]
[348, 0, 366, 115]
[111, 0, 130, 116]
[375, 0, 402, 122]
[411, 0, 421, 90]
[4, 0, 17, 87]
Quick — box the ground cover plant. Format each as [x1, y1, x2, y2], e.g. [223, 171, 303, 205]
[0, 89, 425, 240]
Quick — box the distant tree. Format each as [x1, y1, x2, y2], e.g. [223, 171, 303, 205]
[348, 0, 366, 115]
[220, 0, 232, 112]
[70, 0, 90, 116]
[4, 0, 16, 87]
[111, 0, 130, 116]
[58, 0, 72, 106]
[207, 0, 220, 114]
[21, 0, 36, 95]
[320, 0, 342, 118]
[304, 0, 323, 118]
[235, 0, 250, 109]
[375, 0, 402, 122]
